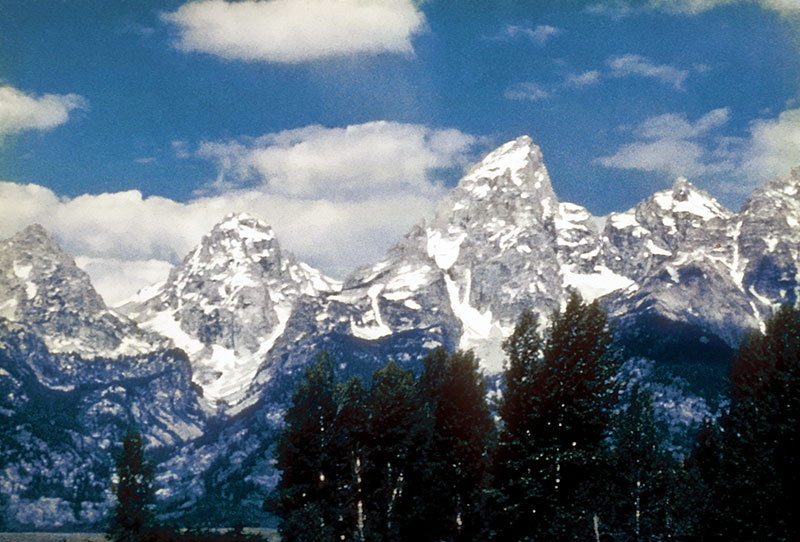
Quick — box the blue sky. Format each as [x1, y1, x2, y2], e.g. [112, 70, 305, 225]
[1, 0, 800, 304]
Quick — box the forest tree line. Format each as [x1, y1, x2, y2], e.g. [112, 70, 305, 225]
[271, 293, 800, 542]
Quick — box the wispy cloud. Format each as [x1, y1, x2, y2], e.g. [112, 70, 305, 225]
[0, 85, 86, 137]
[565, 70, 602, 87]
[504, 82, 551, 101]
[596, 108, 733, 176]
[511, 54, 690, 102]
[590, 0, 800, 17]
[163, 0, 427, 63]
[607, 54, 689, 90]
[498, 24, 562, 45]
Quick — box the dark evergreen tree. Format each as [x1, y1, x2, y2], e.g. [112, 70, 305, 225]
[107, 431, 155, 542]
[698, 304, 800, 541]
[421, 348, 494, 541]
[362, 361, 432, 542]
[273, 352, 339, 542]
[492, 293, 620, 541]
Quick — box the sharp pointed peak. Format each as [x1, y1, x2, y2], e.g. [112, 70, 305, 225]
[670, 176, 696, 201]
[8, 223, 63, 253]
[457, 135, 554, 200]
[465, 135, 542, 176]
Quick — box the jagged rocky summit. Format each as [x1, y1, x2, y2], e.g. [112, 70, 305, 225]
[1, 135, 799, 529]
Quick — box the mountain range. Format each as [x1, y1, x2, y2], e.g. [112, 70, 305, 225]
[1, 135, 798, 528]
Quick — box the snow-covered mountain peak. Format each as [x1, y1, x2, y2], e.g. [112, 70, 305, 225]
[0, 224, 166, 357]
[1, 224, 104, 322]
[193, 213, 278, 265]
[214, 212, 275, 238]
[123, 214, 341, 409]
[7, 223, 63, 254]
[458, 135, 555, 201]
[651, 177, 732, 222]
[431, 136, 558, 238]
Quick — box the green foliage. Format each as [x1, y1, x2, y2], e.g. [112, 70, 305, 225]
[610, 383, 694, 541]
[273, 349, 495, 542]
[273, 352, 339, 542]
[492, 293, 621, 541]
[107, 431, 155, 542]
[421, 348, 495, 541]
[332, 377, 370, 541]
[695, 304, 800, 541]
[362, 360, 431, 541]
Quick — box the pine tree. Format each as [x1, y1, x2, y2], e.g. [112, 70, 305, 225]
[107, 431, 155, 542]
[273, 352, 339, 542]
[492, 293, 620, 541]
[700, 304, 800, 541]
[421, 348, 494, 541]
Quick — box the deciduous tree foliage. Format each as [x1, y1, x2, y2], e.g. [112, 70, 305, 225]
[362, 361, 432, 542]
[610, 383, 679, 541]
[274, 349, 495, 542]
[329, 377, 369, 542]
[273, 352, 338, 542]
[492, 293, 620, 541]
[421, 348, 494, 542]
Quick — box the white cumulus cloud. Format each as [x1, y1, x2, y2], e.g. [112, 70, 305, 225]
[163, 0, 427, 63]
[0, 85, 86, 136]
[598, 106, 800, 195]
[197, 121, 477, 199]
[741, 108, 800, 184]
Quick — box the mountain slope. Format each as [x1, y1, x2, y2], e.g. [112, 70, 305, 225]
[121, 213, 341, 412]
[0, 226, 205, 529]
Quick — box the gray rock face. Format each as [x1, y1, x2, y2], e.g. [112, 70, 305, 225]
[0, 226, 206, 529]
[120, 213, 341, 411]
[0, 225, 167, 357]
[738, 168, 800, 316]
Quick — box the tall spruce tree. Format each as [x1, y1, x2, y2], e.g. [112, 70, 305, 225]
[421, 348, 494, 541]
[493, 293, 620, 541]
[699, 304, 800, 541]
[273, 352, 339, 542]
[107, 431, 155, 542]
